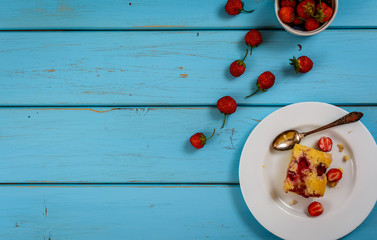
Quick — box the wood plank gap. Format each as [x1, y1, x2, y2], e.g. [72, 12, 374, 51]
[0, 182, 239, 187]
[0, 104, 376, 108]
[0, 28, 377, 32]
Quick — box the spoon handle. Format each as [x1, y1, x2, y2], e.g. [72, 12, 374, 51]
[302, 111, 363, 137]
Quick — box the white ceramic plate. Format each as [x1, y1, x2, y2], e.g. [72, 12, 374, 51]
[239, 102, 377, 240]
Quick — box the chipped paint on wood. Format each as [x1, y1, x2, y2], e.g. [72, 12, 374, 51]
[57, 5, 72, 12]
[43, 203, 47, 216]
[179, 74, 188, 78]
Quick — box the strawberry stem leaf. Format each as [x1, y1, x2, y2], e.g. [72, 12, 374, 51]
[241, 49, 249, 62]
[221, 114, 228, 129]
[206, 129, 216, 140]
[245, 89, 259, 99]
[289, 56, 300, 74]
[241, 1, 254, 13]
[241, 9, 255, 13]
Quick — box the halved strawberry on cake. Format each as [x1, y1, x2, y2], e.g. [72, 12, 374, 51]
[283, 144, 332, 198]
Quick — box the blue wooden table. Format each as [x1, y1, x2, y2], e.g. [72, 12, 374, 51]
[1, 0, 376, 239]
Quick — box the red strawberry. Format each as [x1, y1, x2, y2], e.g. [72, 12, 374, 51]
[217, 96, 237, 128]
[327, 168, 343, 182]
[289, 56, 313, 74]
[305, 18, 320, 31]
[293, 17, 304, 25]
[225, 0, 254, 15]
[296, 0, 315, 20]
[318, 137, 332, 152]
[308, 201, 324, 217]
[245, 30, 262, 55]
[315, 3, 333, 23]
[245, 71, 275, 98]
[229, 49, 249, 77]
[257, 71, 275, 89]
[190, 129, 216, 149]
[279, 7, 295, 23]
[280, 0, 296, 8]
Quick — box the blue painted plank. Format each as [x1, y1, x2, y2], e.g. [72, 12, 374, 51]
[0, 0, 376, 30]
[1, 30, 377, 106]
[0, 106, 375, 183]
[0, 185, 375, 240]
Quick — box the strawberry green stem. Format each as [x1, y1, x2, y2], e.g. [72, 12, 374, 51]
[206, 129, 216, 140]
[241, 9, 254, 13]
[241, 49, 249, 62]
[240, 1, 254, 13]
[221, 114, 228, 129]
[245, 89, 259, 99]
[249, 47, 253, 55]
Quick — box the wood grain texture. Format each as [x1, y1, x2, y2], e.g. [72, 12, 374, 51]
[0, 0, 376, 30]
[0, 185, 376, 240]
[0, 106, 375, 183]
[1, 30, 377, 106]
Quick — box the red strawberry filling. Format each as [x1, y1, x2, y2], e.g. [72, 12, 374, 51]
[285, 155, 326, 198]
[284, 144, 332, 199]
[285, 155, 310, 197]
[316, 163, 327, 176]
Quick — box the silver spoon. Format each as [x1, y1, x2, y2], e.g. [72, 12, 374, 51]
[272, 111, 363, 151]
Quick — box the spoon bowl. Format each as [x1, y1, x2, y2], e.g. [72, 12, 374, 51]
[272, 130, 303, 151]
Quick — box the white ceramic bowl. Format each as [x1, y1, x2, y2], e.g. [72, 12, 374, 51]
[275, 0, 338, 36]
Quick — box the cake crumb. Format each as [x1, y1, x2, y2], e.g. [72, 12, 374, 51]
[290, 200, 297, 205]
[262, 164, 266, 168]
[343, 155, 350, 161]
[337, 144, 344, 152]
[338, 167, 343, 173]
[348, 131, 352, 134]
[329, 182, 338, 188]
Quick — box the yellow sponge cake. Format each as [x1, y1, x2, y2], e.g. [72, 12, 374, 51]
[283, 144, 332, 198]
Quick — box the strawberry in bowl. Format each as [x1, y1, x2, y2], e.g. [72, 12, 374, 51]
[275, 0, 338, 36]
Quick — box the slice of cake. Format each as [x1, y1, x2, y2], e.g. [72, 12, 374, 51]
[283, 144, 332, 198]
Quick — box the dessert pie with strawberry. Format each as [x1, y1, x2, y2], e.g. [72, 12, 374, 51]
[283, 144, 332, 198]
